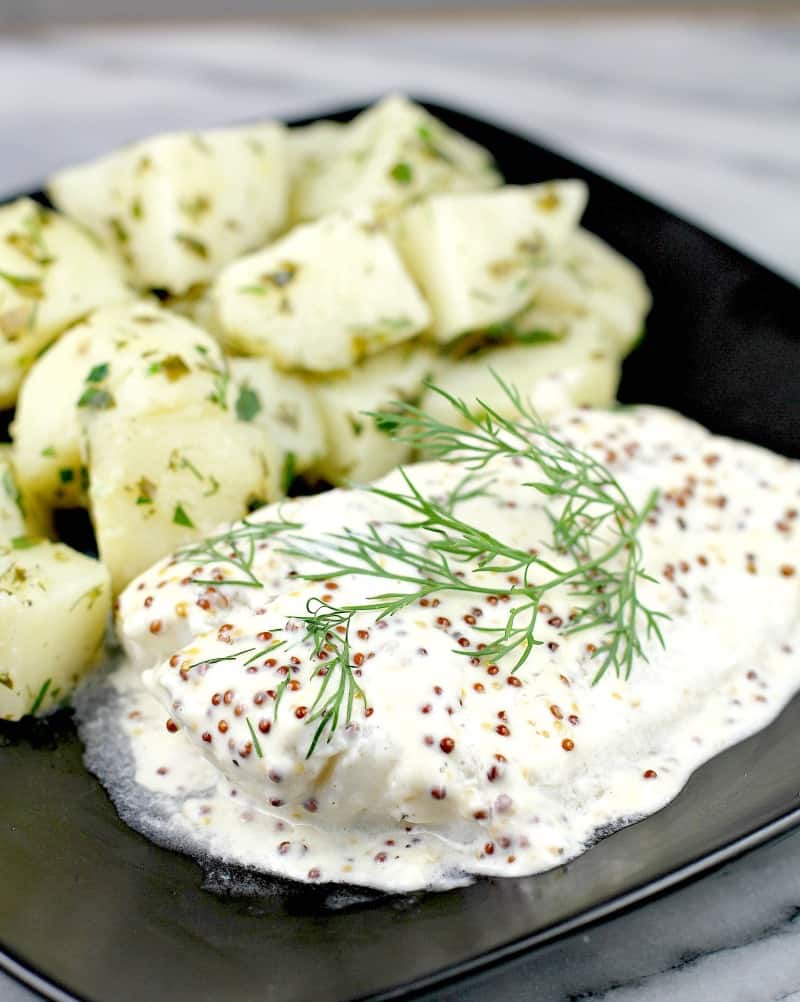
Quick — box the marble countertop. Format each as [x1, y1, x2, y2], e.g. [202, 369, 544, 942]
[1, 11, 799, 1002]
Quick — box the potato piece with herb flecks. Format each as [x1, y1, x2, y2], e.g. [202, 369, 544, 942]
[0, 446, 27, 541]
[212, 210, 430, 372]
[48, 123, 289, 295]
[85, 407, 282, 593]
[310, 343, 436, 485]
[420, 317, 620, 430]
[228, 358, 326, 485]
[0, 198, 131, 408]
[0, 539, 111, 720]
[287, 119, 344, 223]
[392, 181, 588, 344]
[292, 95, 500, 222]
[12, 301, 228, 514]
[550, 228, 652, 354]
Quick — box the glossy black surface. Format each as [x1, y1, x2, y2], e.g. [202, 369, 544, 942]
[1, 100, 798, 1002]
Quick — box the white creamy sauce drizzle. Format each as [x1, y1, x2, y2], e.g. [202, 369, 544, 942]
[76, 407, 800, 893]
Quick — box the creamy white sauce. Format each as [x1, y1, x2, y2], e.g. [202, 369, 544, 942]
[76, 407, 800, 893]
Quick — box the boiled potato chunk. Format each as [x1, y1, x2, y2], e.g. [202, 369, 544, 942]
[49, 123, 289, 295]
[293, 95, 500, 222]
[287, 119, 344, 222]
[86, 408, 281, 593]
[421, 317, 620, 428]
[0, 198, 131, 407]
[229, 358, 326, 480]
[0, 540, 111, 720]
[213, 211, 430, 372]
[393, 182, 588, 344]
[311, 343, 436, 484]
[0, 446, 26, 541]
[554, 228, 652, 353]
[12, 301, 227, 512]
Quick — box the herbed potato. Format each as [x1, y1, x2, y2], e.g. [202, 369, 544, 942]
[0, 198, 131, 408]
[212, 210, 431, 372]
[85, 407, 282, 593]
[287, 119, 344, 222]
[12, 300, 228, 513]
[0, 539, 111, 720]
[392, 181, 588, 344]
[292, 95, 501, 222]
[0, 446, 27, 541]
[310, 343, 437, 485]
[228, 358, 326, 480]
[420, 316, 621, 429]
[552, 228, 652, 353]
[48, 123, 289, 294]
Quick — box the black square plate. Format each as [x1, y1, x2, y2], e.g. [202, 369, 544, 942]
[1, 100, 799, 1002]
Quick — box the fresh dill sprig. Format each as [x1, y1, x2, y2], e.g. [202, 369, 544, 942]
[283, 377, 666, 704]
[283, 599, 367, 758]
[175, 516, 301, 588]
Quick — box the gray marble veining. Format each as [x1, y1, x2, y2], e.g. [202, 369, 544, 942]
[1, 13, 799, 1002]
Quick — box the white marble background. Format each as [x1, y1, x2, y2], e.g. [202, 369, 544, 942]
[1, 11, 799, 1002]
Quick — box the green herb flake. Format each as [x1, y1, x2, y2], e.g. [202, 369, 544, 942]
[173, 504, 195, 528]
[11, 535, 43, 549]
[160, 355, 190, 381]
[58, 468, 75, 484]
[175, 233, 209, 260]
[136, 476, 156, 504]
[109, 217, 129, 244]
[70, 584, 105, 611]
[86, 362, 110, 383]
[389, 162, 414, 185]
[29, 678, 52, 716]
[131, 197, 144, 220]
[0, 672, 13, 690]
[77, 387, 115, 410]
[40, 446, 55, 458]
[0, 270, 44, 300]
[235, 385, 262, 423]
[347, 415, 364, 438]
[281, 451, 297, 494]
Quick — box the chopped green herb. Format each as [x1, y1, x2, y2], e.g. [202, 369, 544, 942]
[281, 451, 297, 494]
[30, 678, 52, 715]
[40, 446, 55, 458]
[160, 355, 190, 381]
[80, 465, 90, 492]
[109, 217, 129, 244]
[131, 197, 144, 220]
[0, 672, 13, 690]
[86, 362, 110, 383]
[58, 468, 74, 484]
[203, 475, 221, 498]
[175, 233, 209, 259]
[0, 270, 44, 300]
[136, 476, 156, 504]
[77, 387, 115, 410]
[180, 194, 211, 220]
[173, 504, 195, 528]
[389, 162, 414, 185]
[70, 584, 105, 611]
[235, 385, 261, 423]
[347, 415, 364, 437]
[10, 535, 43, 549]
